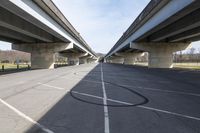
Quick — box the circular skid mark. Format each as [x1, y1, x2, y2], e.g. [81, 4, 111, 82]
[70, 81, 149, 107]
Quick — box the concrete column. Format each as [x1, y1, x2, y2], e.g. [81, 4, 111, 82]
[148, 51, 173, 68]
[68, 56, 79, 65]
[124, 56, 136, 65]
[79, 55, 92, 64]
[79, 58, 88, 64]
[87, 58, 96, 63]
[111, 57, 124, 64]
[147, 44, 191, 68]
[60, 53, 89, 65]
[116, 53, 143, 65]
[12, 43, 73, 69]
[106, 58, 112, 63]
[79, 57, 89, 64]
[130, 42, 191, 68]
[31, 51, 55, 69]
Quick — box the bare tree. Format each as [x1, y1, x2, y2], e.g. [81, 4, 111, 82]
[0, 50, 30, 64]
[189, 48, 196, 62]
[190, 48, 196, 54]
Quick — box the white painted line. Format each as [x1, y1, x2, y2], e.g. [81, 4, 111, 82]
[0, 98, 54, 133]
[38, 83, 65, 90]
[76, 79, 200, 97]
[138, 105, 200, 121]
[71, 90, 200, 121]
[72, 91, 103, 100]
[107, 98, 133, 106]
[101, 64, 110, 133]
[74, 79, 200, 97]
[72, 90, 133, 106]
[120, 84, 200, 97]
[137, 87, 200, 97]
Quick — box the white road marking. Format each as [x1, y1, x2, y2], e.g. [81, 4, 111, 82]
[120, 84, 200, 97]
[75, 78, 200, 97]
[101, 64, 110, 133]
[138, 105, 200, 121]
[72, 91, 103, 100]
[71, 91, 200, 121]
[33, 65, 200, 124]
[0, 98, 54, 133]
[138, 87, 200, 97]
[107, 98, 133, 106]
[38, 83, 65, 90]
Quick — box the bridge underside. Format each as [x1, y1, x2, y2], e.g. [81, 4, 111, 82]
[0, 0, 96, 69]
[107, 1, 200, 68]
[136, 2, 200, 43]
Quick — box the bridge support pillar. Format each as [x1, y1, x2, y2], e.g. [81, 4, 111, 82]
[124, 56, 136, 65]
[124, 55, 137, 65]
[79, 54, 92, 64]
[148, 51, 173, 68]
[131, 42, 191, 68]
[116, 52, 143, 65]
[68, 56, 80, 65]
[12, 43, 73, 69]
[87, 57, 97, 63]
[79, 57, 88, 64]
[60, 53, 90, 65]
[106, 58, 113, 63]
[31, 51, 55, 69]
[111, 57, 124, 64]
[148, 44, 191, 68]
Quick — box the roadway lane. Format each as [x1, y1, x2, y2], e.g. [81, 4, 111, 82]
[0, 64, 104, 133]
[102, 64, 200, 133]
[0, 63, 200, 133]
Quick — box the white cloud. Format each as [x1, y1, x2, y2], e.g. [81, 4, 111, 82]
[53, 0, 150, 53]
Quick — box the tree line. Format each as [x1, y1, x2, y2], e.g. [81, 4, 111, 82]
[0, 47, 200, 64]
[136, 47, 200, 63]
[0, 50, 30, 64]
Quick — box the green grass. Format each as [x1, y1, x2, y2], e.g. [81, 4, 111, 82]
[134, 62, 200, 70]
[173, 63, 200, 70]
[174, 65, 200, 70]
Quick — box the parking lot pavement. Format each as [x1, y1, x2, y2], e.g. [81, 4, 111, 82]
[0, 63, 200, 133]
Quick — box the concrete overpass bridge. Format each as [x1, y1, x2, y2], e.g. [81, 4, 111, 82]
[0, 0, 97, 69]
[105, 0, 200, 68]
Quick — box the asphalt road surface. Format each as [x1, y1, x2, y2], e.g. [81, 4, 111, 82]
[0, 63, 200, 133]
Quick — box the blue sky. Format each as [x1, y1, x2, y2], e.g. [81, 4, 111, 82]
[52, 0, 151, 53]
[0, 0, 200, 53]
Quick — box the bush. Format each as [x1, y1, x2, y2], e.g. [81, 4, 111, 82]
[1, 60, 9, 63]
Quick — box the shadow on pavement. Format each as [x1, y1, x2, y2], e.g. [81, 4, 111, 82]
[25, 63, 149, 133]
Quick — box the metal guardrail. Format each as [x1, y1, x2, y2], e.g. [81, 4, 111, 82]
[0, 64, 31, 72]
